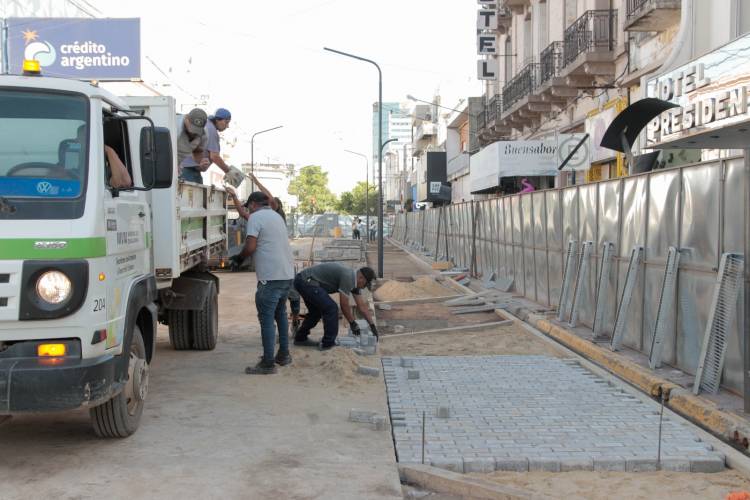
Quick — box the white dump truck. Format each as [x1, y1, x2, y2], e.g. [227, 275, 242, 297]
[0, 71, 227, 437]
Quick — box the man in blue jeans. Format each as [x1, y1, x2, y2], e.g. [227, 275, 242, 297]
[232, 191, 295, 374]
[293, 263, 378, 350]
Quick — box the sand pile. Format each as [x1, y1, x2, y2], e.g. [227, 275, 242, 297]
[374, 276, 454, 301]
[289, 347, 380, 390]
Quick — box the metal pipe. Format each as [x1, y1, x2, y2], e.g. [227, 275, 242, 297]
[1, 18, 8, 75]
[344, 149, 370, 242]
[324, 47, 386, 277]
[250, 125, 283, 192]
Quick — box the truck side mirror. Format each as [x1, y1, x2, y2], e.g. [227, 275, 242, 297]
[140, 126, 173, 189]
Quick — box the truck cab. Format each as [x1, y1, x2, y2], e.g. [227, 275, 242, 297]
[0, 74, 223, 437]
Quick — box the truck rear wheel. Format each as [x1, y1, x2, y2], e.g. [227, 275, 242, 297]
[168, 309, 193, 350]
[90, 326, 148, 438]
[192, 281, 218, 350]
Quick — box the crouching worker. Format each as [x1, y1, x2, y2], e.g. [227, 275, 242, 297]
[231, 192, 295, 374]
[293, 263, 378, 350]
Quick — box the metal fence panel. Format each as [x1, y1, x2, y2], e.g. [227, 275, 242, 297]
[547, 190, 563, 305]
[722, 158, 745, 392]
[642, 170, 681, 366]
[620, 176, 648, 350]
[522, 195, 535, 300]
[562, 187, 579, 245]
[578, 184, 598, 327]
[596, 179, 621, 336]
[533, 192, 549, 305]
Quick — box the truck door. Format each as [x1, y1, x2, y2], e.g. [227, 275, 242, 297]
[102, 112, 151, 351]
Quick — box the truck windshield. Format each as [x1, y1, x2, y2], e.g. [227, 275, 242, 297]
[0, 89, 88, 200]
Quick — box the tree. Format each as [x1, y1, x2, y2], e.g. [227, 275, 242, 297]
[288, 165, 337, 214]
[336, 181, 379, 216]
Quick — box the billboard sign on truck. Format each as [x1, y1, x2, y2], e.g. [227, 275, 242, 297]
[6, 18, 141, 80]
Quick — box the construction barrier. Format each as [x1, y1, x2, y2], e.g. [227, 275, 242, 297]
[392, 156, 746, 394]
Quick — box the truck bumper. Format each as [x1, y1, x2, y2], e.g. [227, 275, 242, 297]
[0, 354, 119, 413]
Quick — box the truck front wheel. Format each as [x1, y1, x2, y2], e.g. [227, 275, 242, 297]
[90, 326, 148, 438]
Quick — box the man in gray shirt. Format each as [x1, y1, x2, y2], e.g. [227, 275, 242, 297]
[176, 108, 210, 183]
[232, 191, 295, 374]
[293, 263, 377, 350]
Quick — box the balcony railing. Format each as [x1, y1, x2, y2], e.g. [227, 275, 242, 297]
[539, 41, 564, 86]
[502, 63, 539, 110]
[563, 9, 617, 67]
[627, 0, 649, 17]
[487, 94, 502, 124]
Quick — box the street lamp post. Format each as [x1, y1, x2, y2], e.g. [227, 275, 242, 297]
[324, 46, 386, 278]
[344, 149, 370, 242]
[250, 125, 283, 191]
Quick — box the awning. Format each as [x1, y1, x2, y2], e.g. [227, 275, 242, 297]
[600, 98, 679, 152]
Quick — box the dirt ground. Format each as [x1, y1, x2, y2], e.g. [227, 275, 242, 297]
[473, 470, 750, 500]
[0, 270, 401, 500]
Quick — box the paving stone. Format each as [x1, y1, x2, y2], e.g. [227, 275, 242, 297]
[661, 458, 691, 472]
[560, 458, 594, 471]
[431, 458, 464, 473]
[463, 458, 495, 473]
[593, 458, 626, 472]
[357, 365, 381, 377]
[690, 456, 725, 473]
[626, 459, 659, 472]
[494, 458, 529, 472]
[349, 409, 376, 423]
[529, 459, 560, 472]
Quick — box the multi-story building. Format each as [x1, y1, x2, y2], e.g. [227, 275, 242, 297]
[372, 102, 412, 209]
[472, 0, 750, 194]
[233, 162, 296, 211]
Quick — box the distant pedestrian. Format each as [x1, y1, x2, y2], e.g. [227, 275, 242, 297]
[352, 218, 360, 240]
[293, 263, 378, 350]
[232, 191, 295, 374]
[369, 220, 376, 241]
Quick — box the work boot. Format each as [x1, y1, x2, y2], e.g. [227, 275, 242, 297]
[318, 342, 335, 351]
[245, 359, 277, 375]
[294, 338, 319, 347]
[275, 350, 292, 366]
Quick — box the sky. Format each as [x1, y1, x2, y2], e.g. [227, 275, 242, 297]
[87, 0, 479, 194]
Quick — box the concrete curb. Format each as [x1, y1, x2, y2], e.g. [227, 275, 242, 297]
[398, 464, 531, 500]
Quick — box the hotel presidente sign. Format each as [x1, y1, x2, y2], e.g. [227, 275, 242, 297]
[646, 33, 750, 145]
[476, 0, 499, 80]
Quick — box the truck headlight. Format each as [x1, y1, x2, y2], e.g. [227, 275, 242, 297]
[36, 271, 72, 305]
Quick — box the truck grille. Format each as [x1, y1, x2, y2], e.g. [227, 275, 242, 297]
[0, 298, 6, 307]
[0, 274, 8, 284]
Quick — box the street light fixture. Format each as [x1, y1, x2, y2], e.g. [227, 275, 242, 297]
[344, 149, 371, 242]
[250, 125, 283, 191]
[324, 46, 386, 278]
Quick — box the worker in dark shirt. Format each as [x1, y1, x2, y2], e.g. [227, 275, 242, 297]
[293, 263, 377, 350]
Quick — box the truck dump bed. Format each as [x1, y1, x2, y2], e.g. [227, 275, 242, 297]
[178, 181, 227, 273]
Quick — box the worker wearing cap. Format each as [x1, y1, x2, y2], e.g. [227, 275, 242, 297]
[231, 191, 295, 375]
[293, 263, 378, 350]
[202, 108, 233, 178]
[177, 108, 211, 183]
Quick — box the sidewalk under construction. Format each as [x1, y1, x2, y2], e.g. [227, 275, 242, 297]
[3, 238, 750, 499]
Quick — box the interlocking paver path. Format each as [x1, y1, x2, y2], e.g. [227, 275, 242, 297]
[383, 355, 725, 473]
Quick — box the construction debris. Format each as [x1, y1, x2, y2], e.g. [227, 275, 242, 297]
[431, 261, 454, 271]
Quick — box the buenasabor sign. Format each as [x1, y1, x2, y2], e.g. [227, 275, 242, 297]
[6, 18, 141, 80]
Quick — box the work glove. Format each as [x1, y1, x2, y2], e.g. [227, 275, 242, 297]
[368, 323, 379, 339]
[224, 166, 245, 188]
[229, 253, 244, 270]
[349, 320, 361, 336]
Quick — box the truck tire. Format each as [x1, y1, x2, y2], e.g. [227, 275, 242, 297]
[192, 281, 218, 350]
[168, 309, 193, 350]
[90, 326, 148, 438]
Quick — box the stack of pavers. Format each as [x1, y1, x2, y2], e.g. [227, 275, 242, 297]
[337, 319, 377, 355]
[383, 355, 726, 473]
[314, 239, 364, 262]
